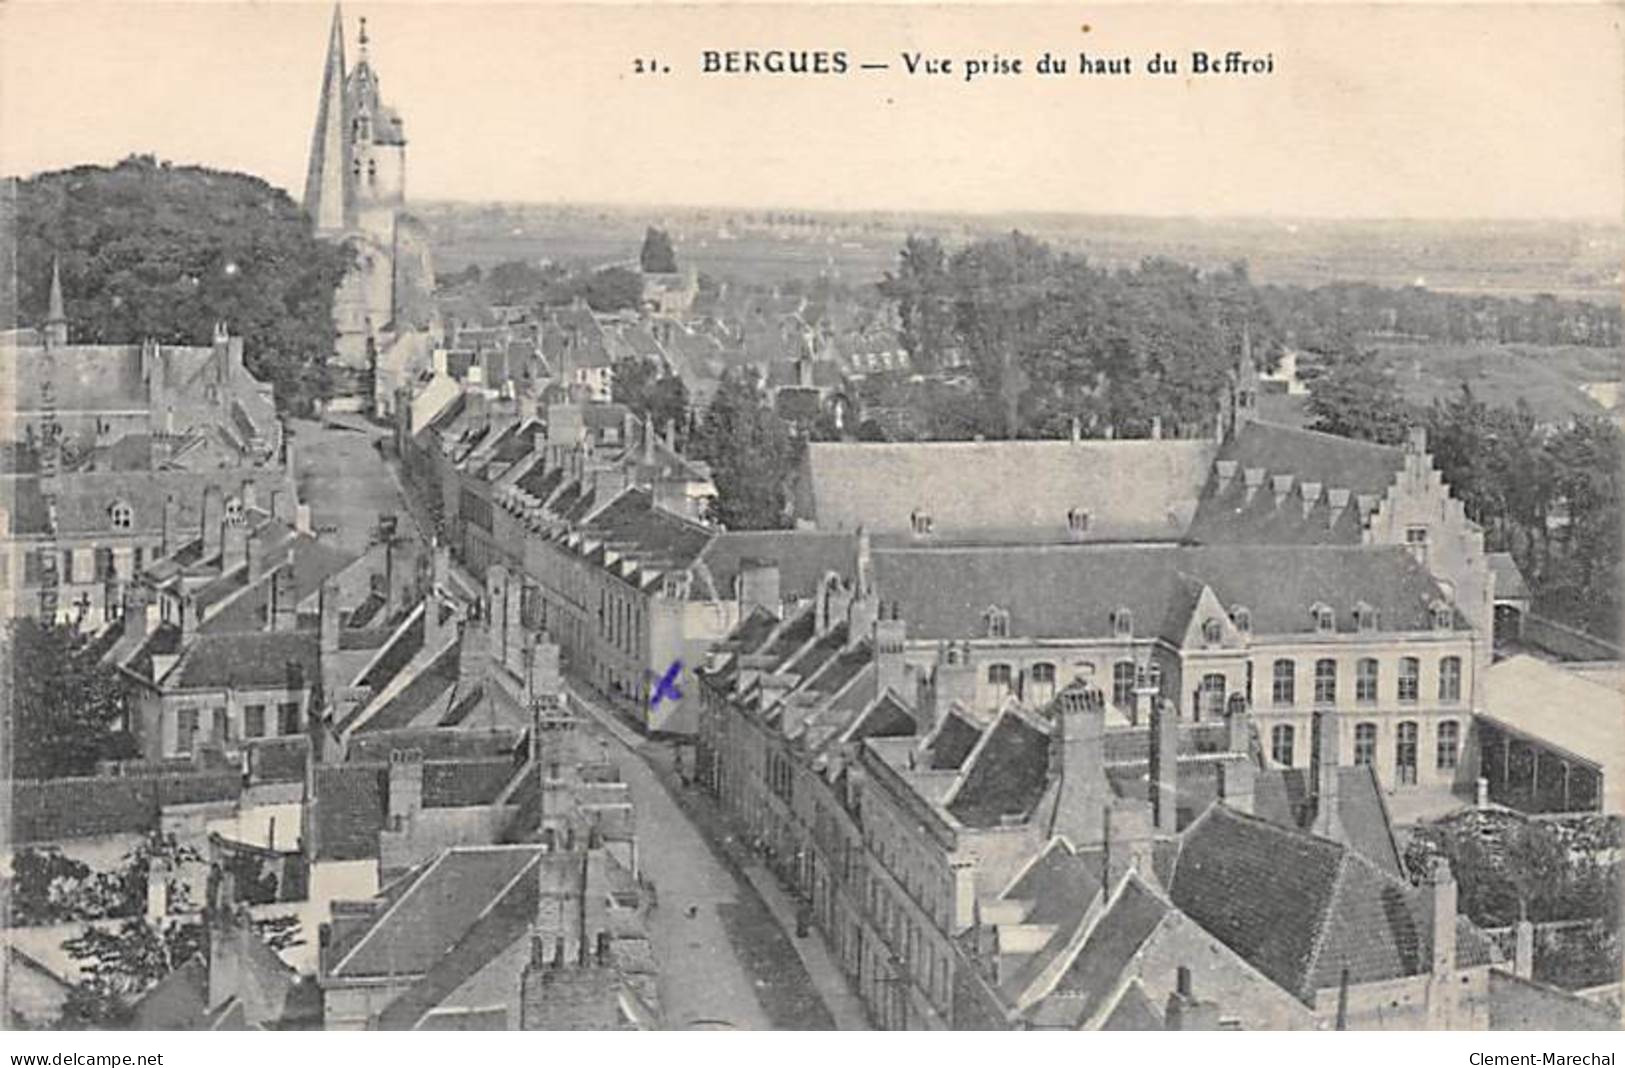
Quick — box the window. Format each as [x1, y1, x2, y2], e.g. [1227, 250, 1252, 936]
[1312, 603, 1335, 633]
[176, 709, 199, 756]
[109, 501, 133, 531]
[984, 607, 1009, 639]
[1437, 720, 1460, 770]
[1396, 721, 1418, 785]
[1271, 659, 1296, 706]
[1200, 673, 1227, 720]
[1067, 508, 1090, 533]
[1271, 724, 1295, 767]
[244, 705, 266, 738]
[1354, 722, 1378, 766]
[1356, 658, 1379, 703]
[1229, 606, 1252, 634]
[1113, 608, 1133, 638]
[1314, 658, 1337, 704]
[213, 707, 230, 744]
[94, 548, 114, 581]
[1432, 602, 1454, 631]
[1406, 526, 1429, 546]
[987, 663, 1012, 688]
[1201, 619, 1223, 646]
[1031, 662, 1056, 685]
[1112, 660, 1136, 708]
[277, 701, 300, 735]
[1354, 602, 1378, 632]
[1439, 656, 1462, 702]
[910, 511, 934, 536]
[225, 497, 244, 524]
[1398, 657, 1420, 702]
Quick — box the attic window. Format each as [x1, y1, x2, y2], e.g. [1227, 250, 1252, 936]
[1201, 619, 1223, 646]
[224, 497, 244, 524]
[1354, 602, 1378, 632]
[984, 606, 1010, 639]
[910, 511, 934, 536]
[1229, 606, 1252, 634]
[1067, 508, 1091, 533]
[1112, 608, 1133, 639]
[109, 501, 134, 531]
[1431, 601, 1454, 631]
[1312, 603, 1335, 633]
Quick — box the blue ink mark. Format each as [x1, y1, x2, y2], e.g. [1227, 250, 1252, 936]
[650, 661, 684, 709]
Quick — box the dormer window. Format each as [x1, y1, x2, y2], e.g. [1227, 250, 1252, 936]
[1431, 601, 1454, 631]
[109, 501, 133, 531]
[983, 606, 1010, 639]
[910, 511, 934, 536]
[1112, 608, 1133, 639]
[1229, 606, 1252, 634]
[1201, 618, 1223, 646]
[1311, 602, 1335, 633]
[1354, 601, 1378, 632]
[1067, 508, 1091, 534]
[224, 497, 244, 524]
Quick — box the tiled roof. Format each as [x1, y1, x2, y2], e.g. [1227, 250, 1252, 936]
[424, 759, 523, 808]
[1488, 552, 1532, 601]
[312, 765, 387, 862]
[5, 469, 284, 538]
[580, 488, 712, 571]
[346, 728, 520, 764]
[1098, 979, 1165, 1031]
[330, 846, 542, 979]
[926, 710, 983, 771]
[945, 709, 1052, 828]
[796, 439, 1216, 540]
[843, 692, 916, 742]
[355, 641, 462, 733]
[1044, 877, 1170, 1025]
[130, 956, 210, 1029]
[1252, 765, 1405, 879]
[9, 771, 242, 843]
[698, 531, 859, 603]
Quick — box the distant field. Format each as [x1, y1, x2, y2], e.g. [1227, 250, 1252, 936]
[417, 202, 1625, 303]
[1372, 342, 1622, 423]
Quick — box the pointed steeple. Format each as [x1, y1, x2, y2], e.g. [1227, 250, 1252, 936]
[303, 5, 348, 235]
[44, 257, 68, 347]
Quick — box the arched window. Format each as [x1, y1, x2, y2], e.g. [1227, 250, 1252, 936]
[1353, 722, 1378, 766]
[1437, 721, 1460, 769]
[1314, 658, 1337, 704]
[1201, 618, 1223, 646]
[983, 606, 1010, 639]
[109, 501, 133, 531]
[1398, 657, 1420, 702]
[1112, 660, 1136, 709]
[1438, 656, 1462, 702]
[1396, 721, 1419, 784]
[1030, 662, 1056, 685]
[1356, 658, 1379, 703]
[1271, 659, 1296, 706]
[1271, 724, 1295, 767]
[1200, 673, 1227, 720]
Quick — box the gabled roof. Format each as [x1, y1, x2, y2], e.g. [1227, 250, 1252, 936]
[169, 631, 320, 692]
[796, 439, 1216, 541]
[945, 708, 1052, 828]
[1251, 765, 1406, 879]
[1039, 876, 1170, 1027]
[698, 531, 858, 603]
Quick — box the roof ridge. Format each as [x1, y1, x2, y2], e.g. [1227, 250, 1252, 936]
[1299, 849, 1352, 1002]
[1247, 418, 1405, 456]
[332, 849, 454, 976]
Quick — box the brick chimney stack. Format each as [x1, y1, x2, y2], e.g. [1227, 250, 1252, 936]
[874, 601, 908, 699]
[221, 518, 248, 575]
[387, 749, 425, 827]
[737, 558, 782, 621]
[1311, 707, 1341, 840]
[1051, 682, 1110, 849]
[202, 485, 224, 557]
[1148, 699, 1178, 834]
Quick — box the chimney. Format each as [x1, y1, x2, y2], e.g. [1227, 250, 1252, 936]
[1225, 692, 1251, 752]
[1218, 756, 1257, 817]
[202, 485, 224, 556]
[642, 416, 656, 466]
[525, 635, 562, 707]
[1513, 915, 1534, 980]
[1310, 707, 1341, 839]
[1102, 799, 1154, 896]
[1165, 966, 1223, 1031]
[1051, 683, 1110, 849]
[486, 565, 510, 669]
[294, 503, 314, 536]
[221, 519, 248, 574]
[432, 539, 450, 595]
[145, 858, 171, 923]
[319, 579, 342, 697]
[246, 531, 267, 582]
[504, 573, 525, 678]
[1148, 699, 1178, 833]
[1241, 467, 1265, 504]
[126, 583, 156, 638]
[1214, 459, 1238, 494]
[423, 593, 446, 651]
[1325, 487, 1351, 530]
[874, 602, 907, 698]
[1475, 776, 1490, 808]
[737, 558, 782, 620]
[931, 643, 977, 722]
[387, 749, 424, 826]
[270, 489, 295, 526]
[1271, 473, 1294, 508]
[1150, 415, 1163, 440]
[1070, 415, 1081, 443]
[1407, 425, 1428, 456]
[240, 479, 258, 515]
[271, 554, 298, 631]
[161, 495, 180, 558]
[1429, 856, 1457, 978]
[1299, 480, 1322, 520]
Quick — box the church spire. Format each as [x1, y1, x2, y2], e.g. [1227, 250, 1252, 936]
[44, 257, 68, 347]
[302, 5, 348, 235]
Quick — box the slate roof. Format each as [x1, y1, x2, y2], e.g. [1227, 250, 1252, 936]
[925, 708, 983, 770]
[1168, 805, 1496, 1004]
[169, 631, 320, 692]
[1251, 765, 1406, 879]
[330, 846, 543, 979]
[871, 543, 1464, 641]
[580, 488, 713, 571]
[355, 641, 462, 733]
[795, 439, 1216, 540]
[698, 531, 859, 602]
[312, 765, 388, 862]
[5, 468, 282, 537]
[1488, 552, 1532, 601]
[130, 956, 210, 1029]
[1042, 877, 1170, 1025]
[945, 709, 1052, 828]
[1098, 980, 1165, 1030]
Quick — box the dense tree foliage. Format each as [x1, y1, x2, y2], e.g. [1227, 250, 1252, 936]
[639, 227, 678, 274]
[691, 372, 798, 530]
[1303, 345, 1412, 445]
[6, 619, 136, 780]
[611, 357, 691, 438]
[10, 156, 352, 414]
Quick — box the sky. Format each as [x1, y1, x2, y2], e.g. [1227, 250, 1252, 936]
[1, 1, 1621, 219]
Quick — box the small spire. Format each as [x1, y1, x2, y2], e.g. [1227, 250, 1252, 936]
[47, 257, 65, 325]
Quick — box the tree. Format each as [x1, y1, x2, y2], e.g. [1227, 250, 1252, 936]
[612, 357, 691, 436]
[11, 156, 351, 415]
[6, 619, 137, 780]
[878, 236, 954, 371]
[486, 259, 551, 305]
[582, 267, 645, 313]
[639, 227, 678, 274]
[692, 372, 798, 530]
[1304, 346, 1412, 445]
